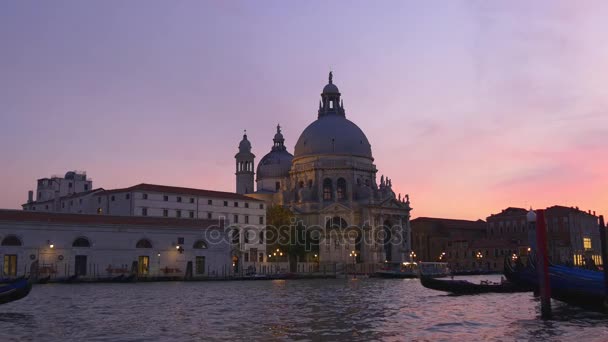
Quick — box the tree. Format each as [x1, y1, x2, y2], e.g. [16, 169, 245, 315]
[265, 205, 305, 272]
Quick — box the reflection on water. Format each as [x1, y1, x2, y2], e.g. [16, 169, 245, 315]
[1, 275, 608, 341]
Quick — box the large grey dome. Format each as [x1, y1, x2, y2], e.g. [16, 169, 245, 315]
[257, 150, 293, 179]
[294, 115, 373, 159]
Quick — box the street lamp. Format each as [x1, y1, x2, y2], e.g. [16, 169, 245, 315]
[410, 251, 416, 261]
[349, 250, 357, 278]
[439, 252, 446, 261]
[476, 251, 483, 270]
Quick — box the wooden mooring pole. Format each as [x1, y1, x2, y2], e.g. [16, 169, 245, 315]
[598, 215, 608, 310]
[535, 209, 551, 319]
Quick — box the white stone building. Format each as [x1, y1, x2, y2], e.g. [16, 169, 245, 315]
[22, 179, 267, 273]
[239, 73, 413, 266]
[0, 210, 231, 280]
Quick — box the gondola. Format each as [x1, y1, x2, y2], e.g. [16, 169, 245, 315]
[420, 275, 528, 295]
[503, 256, 607, 311]
[0, 277, 33, 305]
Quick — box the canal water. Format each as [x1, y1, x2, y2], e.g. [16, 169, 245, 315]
[1, 275, 607, 341]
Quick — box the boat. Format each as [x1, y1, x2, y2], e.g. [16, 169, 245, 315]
[0, 277, 33, 305]
[503, 255, 607, 310]
[373, 262, 418, 278]
[418, 262, 450, 278]
[420, 275, 528, 295]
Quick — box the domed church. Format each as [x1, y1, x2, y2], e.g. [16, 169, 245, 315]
[236, 73, 412, 265]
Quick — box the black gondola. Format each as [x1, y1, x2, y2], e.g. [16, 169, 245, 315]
[0, 277, 33, 305]
[37, 275, 51, 284]
[420, 275, 528, 295]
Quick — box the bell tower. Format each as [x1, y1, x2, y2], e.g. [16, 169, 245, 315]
[235, 130, 255, 194]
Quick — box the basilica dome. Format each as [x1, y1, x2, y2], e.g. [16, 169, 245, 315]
[256, 125, 293, 180]
[293, 73, 373, 160]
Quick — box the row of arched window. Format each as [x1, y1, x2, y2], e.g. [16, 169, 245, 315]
[0, 235, 208, 249]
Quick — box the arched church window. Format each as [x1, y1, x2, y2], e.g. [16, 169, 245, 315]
[136, 239, 152, 248]
[323, 179, 333, 200]
[72, 237, 91, 248]
[193, 240, 208, 249]
[1, 235, 22, 246]
[337, 178, 347, 200]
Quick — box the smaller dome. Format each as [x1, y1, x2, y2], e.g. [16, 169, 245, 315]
[322, 71, 340, 94]
[526, 209, 537, 223]
[323, 83, 340, 94]
[238, 132, 252, 153]
[257, 150, 293, 179]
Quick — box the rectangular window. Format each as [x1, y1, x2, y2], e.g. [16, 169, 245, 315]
[244, 253, 249, 262]
[195, 256, 206, 275]
[177, 196, 182, 203]
[584, 237, 592, 250]
[69, 182, 73, 188]
[275, 182, 280, 191]
[234, 215, 239, 223]
[3, 254, 17, 276]
[98, 197, 101, 203]
[245, 216, 249, 224]
[178, 237, 185, 244]
[126, 194, 130, 200]
[163, 195, 169, 202]
[223, 201, 228, 207]
[110, 196, 114, 202]
[163, 209, 168, 217]
[259, 253, 264, 262]
[259, 217, 264, 225]
[234, 202, 238, 207]
[190, 198, 195, 204]
[259, 204, 264, 209]
[176, 210, 182, 218]
[208, 199, 212, 205]
[79, 199, 82, 204]
[84, 184, 89, 191]
[259, 230, 264, 244]
[245, 203, 249, 208]
[189, 211, 195, 218]
[138, 256, 150, 276]
[142, 208, 148, 216]
[62, 203, 65, 209]
[207, 212, 212, 219]
[143, 193, 148, 200]
[70, 200, 73, 206]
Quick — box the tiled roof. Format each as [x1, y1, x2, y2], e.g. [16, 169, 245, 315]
[0, 210, 222, 229]
[97, 183, 262, 202]
[411, 217, 486, 230]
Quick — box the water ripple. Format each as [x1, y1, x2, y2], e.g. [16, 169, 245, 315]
[1, 276, 608, 341]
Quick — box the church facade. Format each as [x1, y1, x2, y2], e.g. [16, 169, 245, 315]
[237, 73, 413, 265]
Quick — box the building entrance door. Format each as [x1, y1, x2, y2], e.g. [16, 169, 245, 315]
[75, 255, 87, 276]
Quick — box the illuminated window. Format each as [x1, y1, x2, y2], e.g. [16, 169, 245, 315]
[584, 237, 592, 250]
[138, 256, 149, 275]
[3, 254, 17, 276]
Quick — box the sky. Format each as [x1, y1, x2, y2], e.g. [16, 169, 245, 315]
[1, 1, 607, 220]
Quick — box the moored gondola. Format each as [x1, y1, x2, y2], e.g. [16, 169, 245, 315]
[503, 255, 608, 311]
[0, 277, 33, 305]
[420, 275, 528, 295]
